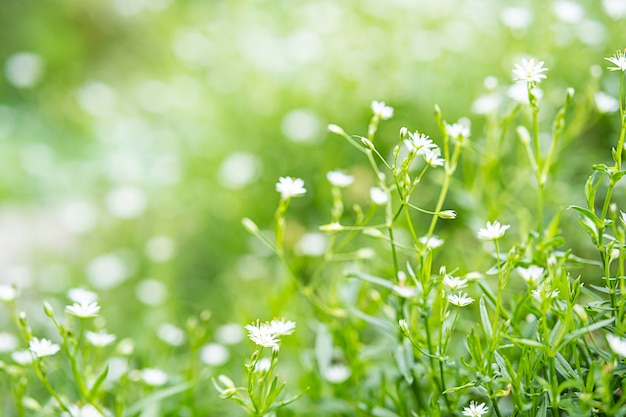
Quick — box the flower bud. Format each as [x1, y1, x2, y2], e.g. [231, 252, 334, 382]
[360, 137, 375, 150]
[516, 126, 531, 145]
[319, 222, 343, 233]
[241, 217, 259, 234]
[327, 124, 345, 135]
[43, 302, 55, 318]
[399, 319, 411, 338]
[437, 210, 457, 219]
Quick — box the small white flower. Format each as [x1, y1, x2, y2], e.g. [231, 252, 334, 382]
[11, 349, 33, 365]
[200, 343, 230, 367]
[507, 83, 543, 104]
[275, 177, 306, 199]
[620, 210, 626, 226]
[404, 132, 436, 154]
[370, 187, 389, 205]
[531, 284, 560, 302]
[605, 50, 626, 72]
[29, 337, 61, 358]
[513, 57, 549, 84]
[422, 147, 445, 167]
[477, 220, 510, 240]
[326, 170, 354, 187]
[447, 291, 474, 307]
[419, 235, 444, 249]
[462, 400, 490, 417]
[393, 285, 419, 298]
[268, 318, 296, 336]
[445, 122, 470, 140]
[443, 275, 468, 291]
[371, 100, 394, 120]
[68, 288, 98, 305]
[245, 321, 280, 349]
[516, 265, 545, 286]
[140, 368, 168, 386]
[0, 284, 17, 302]
[65, 301, 101, 318]
[607, 333, 626, 357]
[86, 330, 117, 347]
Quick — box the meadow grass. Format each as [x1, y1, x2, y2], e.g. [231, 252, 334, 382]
[1, 51, 626, 417]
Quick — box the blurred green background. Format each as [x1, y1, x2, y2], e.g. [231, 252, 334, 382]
[0, 0, 625, 356]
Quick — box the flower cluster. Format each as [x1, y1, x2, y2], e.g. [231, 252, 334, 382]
[245, 318, 296, 349]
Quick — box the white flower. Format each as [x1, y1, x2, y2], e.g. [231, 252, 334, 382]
[477, 220, 510, 240]
[324, 363, 351, 384]
[462, 401, 490, 417]
[606, 50, 626, 72]
[29, 337, 61, 358]
[620, 210, 626, 226]
[65, 301, 101, 318]
[0, 332, 18, 352]
[513, 58, 548, 84]
[607, 333, 626, 357]
[419, 235, 444, 249]
[443, 275, 468, 291]
[447, 291, 474, 307]
[595, 92, 620, 114]
[422, 147, 445, 167]
[200, 343, 230, 366]
[507, 83, 543, 104]
[404, 132, 436, 154]
[245, 321, 280, 349]
[603, 0, 626, 18]
[445, 122, 470, 140]
[370, 187, 389, 205]
[253, 357, 272, 373]
[11, 349, 33, 365]
[532, 284, 560, 302]
[392, 285, 419, 298]
[141, 368, 168, 386]
[268, 318, 296, 336]
[157, 323, 186, 346]
[65, 403, 107, 417]
[0, 284, 17, 302]
[86, 330, 117, 347]
[516, 265, 545, 286]
[371, 100, 394, 120]
[275, 177, 306, 199]
[68, 288, 98, 304]
[327, 170, 354, 187]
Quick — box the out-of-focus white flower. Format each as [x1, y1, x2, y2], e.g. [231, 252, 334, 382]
[68, 288, 98, 305]
[603, 0, 626, 18]
[86, 330, 117, 347]
[140, 368, 168, 386]
[371, 100, 394, 120]
[370, 187, 389, 205]
[532, 284, 560, 302]
[324, 363, 351, 384]
[508, 83, 543, 104]
[200, 343, 230, 367]
[29, 337, 61, 358]
[11, 349, 32, 365]
[268, 318, 296, 336]
[513, 58, 549, 84]
[326, 170, 354, 187]
[276, 177, 306, 199]
[477, 221, 510, 240]
[445, 122, 470, 140]
[595, 92, 620, 114]
[0, 284, 17, 302]
[64, 403, 108, 417]
[419, 235, 444, 249]
[0, 332, 18, 352]
[607, 333, 626, 357]
[157, 323, 186, 346]
[253, 357, 272, 373]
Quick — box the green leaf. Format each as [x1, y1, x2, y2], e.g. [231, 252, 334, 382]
[123, 382, 192, 417]
[493, 351, 510, 380]
[349, 272, 395, 291]
[509, 337, 547, 351]
[349, 308, 395, 334]
[87, 364, 109, 401]
[479, 297, 493, 343]
[394, 339, 415, 384]
[554, 352, 577, 379]
[568, 205, 604, 228]
[558, 317, 615, 349]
